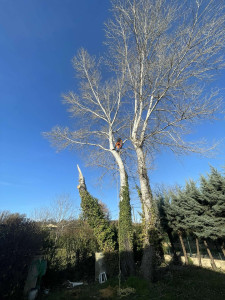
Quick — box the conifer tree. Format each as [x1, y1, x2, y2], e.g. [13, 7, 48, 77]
[156, 191, 177, 260]
[176, 178, 219, 270]
[197, 167, 225, 269]
[180, 169, 225, 270]
[176, 181, 204, 267]
[165, 187, 189, 264]
[160, 168, 225, 270]
[199, 169, 225, 236]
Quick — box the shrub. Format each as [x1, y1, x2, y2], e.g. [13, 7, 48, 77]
[42, 220, 98, 286]
[0, 211, 46, 299]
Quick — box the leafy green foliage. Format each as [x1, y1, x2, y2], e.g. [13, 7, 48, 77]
[166, 168, 225, 242]
[156, 192, 178, 259]
[119, 180, 135, 276]
[79, 190, 116, 252]
[119, 184, 133, 253]
[38, 266, 225, 300]
[198, 167, 225, 240]
[165, 187, 187, 234]
[103, 251, 120, 278]
[0, 212, 46, 299]
[43, 219, 97, 286]
[159, 166, 225, 265]
[133, 223, 143, 262]
[136, 185, 164, 272]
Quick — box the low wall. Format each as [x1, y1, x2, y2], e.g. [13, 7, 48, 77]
[164, 254, 225, 271]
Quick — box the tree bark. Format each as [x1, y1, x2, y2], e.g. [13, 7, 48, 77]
[111, 150, 127, 189]
[77, 164, 87, 191]
[167, 229, 178, 260]
[221, 241, 225, 257]
[178, 232, 188, 265]
[203, 240, 217, 271]
[135, 146, 156, 280]
[196, 238, 202, 267]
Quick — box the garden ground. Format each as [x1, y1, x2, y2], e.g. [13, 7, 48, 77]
[37, 265, 225, 300]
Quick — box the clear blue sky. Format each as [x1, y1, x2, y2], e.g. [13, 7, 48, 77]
[1, 0, 225, 220]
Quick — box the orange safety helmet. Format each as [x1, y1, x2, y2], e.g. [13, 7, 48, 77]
[115, 138, 122, 151]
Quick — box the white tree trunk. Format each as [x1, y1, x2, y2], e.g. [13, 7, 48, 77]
[135, 146, 154, 231]
[111, 150, 127, 196]
[135, 146, 156, 280]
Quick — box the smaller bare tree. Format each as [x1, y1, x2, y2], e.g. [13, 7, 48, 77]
[31, 194, 76, 243]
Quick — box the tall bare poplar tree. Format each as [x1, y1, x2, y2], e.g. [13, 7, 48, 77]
[45, 0, 225, 280]
[44, 49, 135, 276]
[106, 0, 225, 279]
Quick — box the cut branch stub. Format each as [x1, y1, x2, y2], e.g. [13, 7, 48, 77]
[77, 164, 87, 191]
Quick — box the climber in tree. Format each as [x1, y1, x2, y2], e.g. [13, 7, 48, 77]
[114, 138, 123, 152]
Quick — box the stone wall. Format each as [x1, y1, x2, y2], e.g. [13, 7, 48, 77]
[164, 254, 225, 271]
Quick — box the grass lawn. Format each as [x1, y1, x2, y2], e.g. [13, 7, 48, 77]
[38, 265, 225, 300]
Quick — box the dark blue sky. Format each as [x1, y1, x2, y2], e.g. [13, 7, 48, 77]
[1, 0, 225, 219]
